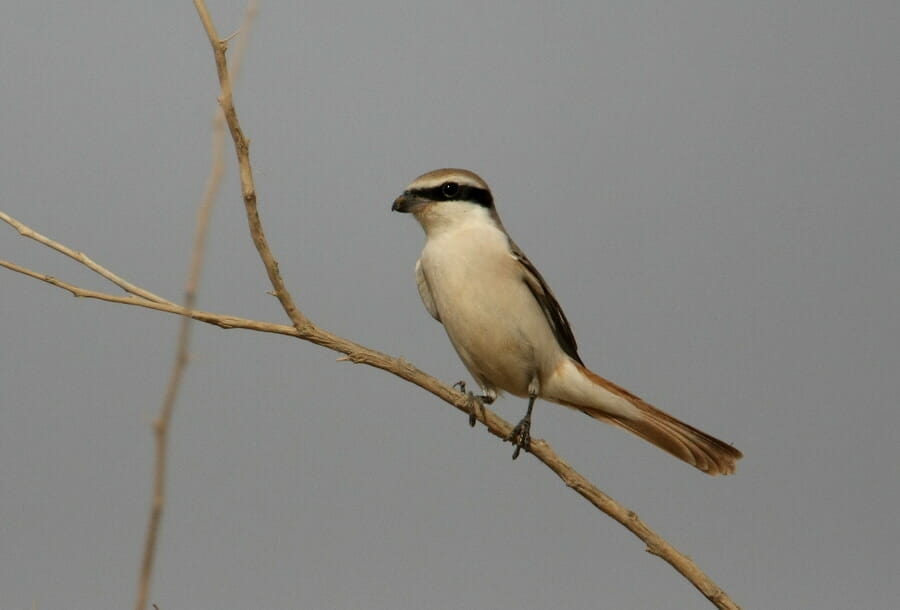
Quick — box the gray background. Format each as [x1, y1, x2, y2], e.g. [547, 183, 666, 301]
[2, 2, 898, 608]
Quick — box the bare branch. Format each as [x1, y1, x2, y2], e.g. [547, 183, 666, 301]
[193, 0, 312, 334]
[0, 210, 172, 305]
[0, 257, 287, 333]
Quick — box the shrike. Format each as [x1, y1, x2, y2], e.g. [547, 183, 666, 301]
[392, 168, 742, 475]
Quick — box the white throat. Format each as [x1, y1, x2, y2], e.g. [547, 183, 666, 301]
[414, 201, 499, 239]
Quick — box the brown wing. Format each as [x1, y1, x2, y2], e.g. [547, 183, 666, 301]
[508, 239, 584, 365]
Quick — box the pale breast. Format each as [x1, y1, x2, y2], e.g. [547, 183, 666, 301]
[418, 222, 564, 396]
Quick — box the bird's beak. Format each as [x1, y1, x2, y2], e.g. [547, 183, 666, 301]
[391, 192, 426, 214]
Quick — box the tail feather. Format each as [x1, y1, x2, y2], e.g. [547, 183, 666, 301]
[563, 363, 743, 475]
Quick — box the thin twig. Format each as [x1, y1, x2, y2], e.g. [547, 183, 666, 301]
[0, 210, 172, 305]
[193, 0, 311, 334]
[0, 258, 286, 333]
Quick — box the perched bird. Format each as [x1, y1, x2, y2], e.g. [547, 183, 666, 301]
[392, 168, 742, 474]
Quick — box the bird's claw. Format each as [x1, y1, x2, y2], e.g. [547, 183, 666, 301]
[506, 417, 532, 460]
[453, 381, 480, 427]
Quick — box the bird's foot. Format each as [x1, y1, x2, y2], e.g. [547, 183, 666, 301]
[453, 381, 493, 426]
[453, 381, 480, 426]
[507, 394, 537, 459]
[506, 416, 532, 460]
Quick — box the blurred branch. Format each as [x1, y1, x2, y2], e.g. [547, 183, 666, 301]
[0, 3, 740, 609]
[134, 4, 258, 610]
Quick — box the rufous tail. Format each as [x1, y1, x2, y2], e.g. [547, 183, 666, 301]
[566, 363, 743, 475]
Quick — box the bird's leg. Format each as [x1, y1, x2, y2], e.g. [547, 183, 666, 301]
[507, 393, 537, 460]
[453, 381, 494, 426]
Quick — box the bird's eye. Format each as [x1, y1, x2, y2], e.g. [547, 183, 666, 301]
[441, 182, 460, 198]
